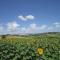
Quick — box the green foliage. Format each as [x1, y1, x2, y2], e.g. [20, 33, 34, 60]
[1, 35, 6, 39]
[0, 35, 60, 60]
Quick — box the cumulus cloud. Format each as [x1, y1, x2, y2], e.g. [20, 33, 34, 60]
[24, 24, 47, 33]
[7, 21, 20, 31]
[18, 15, 35, 21]
[53, 22, 60, 28]
[0, 22, 60, 35]
[26, 15, 34, 20]
[26, 23, 37, 33]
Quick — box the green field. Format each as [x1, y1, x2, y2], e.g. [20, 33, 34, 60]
[0, 33, 60, 60]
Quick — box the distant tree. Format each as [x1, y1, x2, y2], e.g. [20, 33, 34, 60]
[1, 35, 6, 39]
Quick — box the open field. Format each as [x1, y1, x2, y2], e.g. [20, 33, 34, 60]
[0, 33, 60, 60]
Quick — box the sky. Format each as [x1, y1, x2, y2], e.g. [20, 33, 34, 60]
[0, 0, 60, 34]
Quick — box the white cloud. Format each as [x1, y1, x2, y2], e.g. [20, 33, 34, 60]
[18, 16, 26, 21]
[30, 23, 36, 30]
[21, 27, 26, 31]
[0, 22, 60, 35]
[39, 25, 47, 30]
[18, 15, 35, 21]
[23, 23, 37, 33]
[24, 24, 47, 33]
[7, 21, 20, 31]
[26, 15, 34, 20]
[53, 22, 60, 25]
[25, 23, 36, 33]
[0, 26, 3, 32]
[55, 24, 60, 28]
[47, 26, 53, 30]
[53, 22, 60, 28]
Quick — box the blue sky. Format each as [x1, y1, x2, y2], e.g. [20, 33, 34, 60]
[0, 0, 60, 34]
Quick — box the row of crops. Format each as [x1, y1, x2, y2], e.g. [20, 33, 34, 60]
[0, 35, 60, 60]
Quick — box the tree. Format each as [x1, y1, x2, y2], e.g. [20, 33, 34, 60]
[1, 35, 6, 39]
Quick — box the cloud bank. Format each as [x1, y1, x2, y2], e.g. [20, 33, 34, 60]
[0, 22, 60, 35]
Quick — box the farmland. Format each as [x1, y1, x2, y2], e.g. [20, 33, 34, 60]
[0, 32, 60, 60]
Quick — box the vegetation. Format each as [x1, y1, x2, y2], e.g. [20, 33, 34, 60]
[1, 35, 6, 39]
[0, 32, 60, 60]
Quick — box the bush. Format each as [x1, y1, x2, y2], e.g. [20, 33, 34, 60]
[1, 35, 6, 39]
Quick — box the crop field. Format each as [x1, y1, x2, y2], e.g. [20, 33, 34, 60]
[0, 34, 60, 60]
